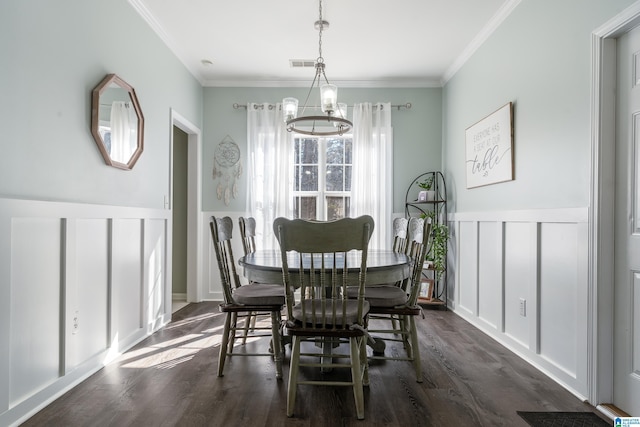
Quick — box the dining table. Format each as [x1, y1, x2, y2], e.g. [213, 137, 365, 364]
[238, 248, 411, 286]
[238, 248, 412, 363]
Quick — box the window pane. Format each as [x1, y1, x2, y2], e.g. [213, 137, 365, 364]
[326, 165, 344, 191]
[300, 138, 318, 163]
[345, 165, 352, 191]
[301, 166, 318, 191]
[296, 196, 317, 220]
[345, 138, 352, 163]
[326, 138, 344, 164]
[326, 196, 348, 220]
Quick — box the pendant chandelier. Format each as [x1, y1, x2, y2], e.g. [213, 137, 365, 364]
[282, 0, 352, 137]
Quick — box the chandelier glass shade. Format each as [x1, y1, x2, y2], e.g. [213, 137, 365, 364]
[283, 0, 352, 137]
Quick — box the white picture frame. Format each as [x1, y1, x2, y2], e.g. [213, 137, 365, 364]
[465, 102, 514, 189]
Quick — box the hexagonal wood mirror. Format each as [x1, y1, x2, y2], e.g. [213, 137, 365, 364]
[91, 74, 144, 170]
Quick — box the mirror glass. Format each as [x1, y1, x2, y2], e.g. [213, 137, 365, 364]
[91, 74, 144, 170]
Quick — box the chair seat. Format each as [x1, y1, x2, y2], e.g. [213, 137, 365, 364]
[233, 283, 285, 306]
[346, 285, 408, 307]
[292, 299, 370, 326]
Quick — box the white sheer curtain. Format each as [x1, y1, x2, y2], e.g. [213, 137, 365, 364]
[110, 101, 136, 163]
[246, 103, 294, 249]
[351, 102, 393, 250]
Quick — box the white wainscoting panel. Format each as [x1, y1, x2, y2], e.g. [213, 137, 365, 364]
[503, 222, 534, 348]
[68, 219, 109, 370]
[111, 219, 144, 352]
[539, 223, 579, 376]
[9, 218, 62, 407]
[477, 221, 502, 331]
[145, 219, 169, 332]
[0, 198, 171, 427]
[457, 221, 478, 316]
[450, 208, 589, 399]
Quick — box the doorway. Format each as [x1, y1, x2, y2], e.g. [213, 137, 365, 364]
[172, 126, 188, 312]
[170, 110, 202, 310]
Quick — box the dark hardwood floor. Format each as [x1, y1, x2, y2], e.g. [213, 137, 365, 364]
[22, 302, 609, 426]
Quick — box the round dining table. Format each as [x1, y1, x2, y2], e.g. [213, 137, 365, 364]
[238, 248, 411, 362]
[238, 248, 411, 286]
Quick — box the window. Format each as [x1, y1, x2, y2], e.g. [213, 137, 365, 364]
[293, 135, 352, 220]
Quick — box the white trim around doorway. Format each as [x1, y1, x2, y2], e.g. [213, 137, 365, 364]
[590, 0, 640, 409]
[170, 109, 203, 303]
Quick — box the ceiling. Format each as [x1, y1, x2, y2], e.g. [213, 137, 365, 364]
[129, 0, 518, 88]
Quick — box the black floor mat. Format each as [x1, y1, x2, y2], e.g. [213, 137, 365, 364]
[517, 411, 611, 427]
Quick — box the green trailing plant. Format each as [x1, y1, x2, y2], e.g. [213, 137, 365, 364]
[415, 176, 433, 191]
[420, 210, 449, 281]
[430, 223, 449, 281]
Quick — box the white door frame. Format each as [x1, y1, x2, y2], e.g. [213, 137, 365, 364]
[590, 0, 640, 408]
[170, 109, 203, 303]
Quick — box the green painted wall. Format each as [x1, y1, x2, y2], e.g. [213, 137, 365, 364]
[1, 0, 203, 209]
[442, 0, 636, 213]
[203, 87, 442, 213]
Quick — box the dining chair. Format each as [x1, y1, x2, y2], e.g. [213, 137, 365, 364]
[238, 216, 270, 343]
[209, 216, 284, 379]
[392, 217, 409, 254]
[381, 217, 409, 335]
[348, 216, 431, 383]
[238, 216, 258, 256]
[273, 215, 374, 420]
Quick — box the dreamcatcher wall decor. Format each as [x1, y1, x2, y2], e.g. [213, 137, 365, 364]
[212, 135, 242, 205]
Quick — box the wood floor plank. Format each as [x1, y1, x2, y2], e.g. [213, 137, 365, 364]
[21, 302, 605, 427]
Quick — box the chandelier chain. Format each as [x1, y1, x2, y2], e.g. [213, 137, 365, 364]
[317, 0, 323, 61]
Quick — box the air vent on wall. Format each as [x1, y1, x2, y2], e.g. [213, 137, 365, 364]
[289, 59, 316, 68]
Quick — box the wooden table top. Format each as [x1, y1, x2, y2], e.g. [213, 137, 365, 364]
[238, 249, 411, 286]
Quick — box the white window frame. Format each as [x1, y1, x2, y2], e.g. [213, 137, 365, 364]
[292, 132, 352, 220]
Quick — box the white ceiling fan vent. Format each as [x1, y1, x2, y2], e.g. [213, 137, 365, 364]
[289, 59, 316, 68]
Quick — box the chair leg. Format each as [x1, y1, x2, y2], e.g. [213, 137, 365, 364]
[287, 336, 301, 417]
[217, 312, 232, 377]
[229, 312, 238, 351]
[349, 337, 365, 420]
[391, 317, 399, 333]
[359, 335, 369, 387]
[241, 311, 253, 345]
[400, 315, 411, 350]
[270, 311, 283, 379]
[408, 316, 422, 383]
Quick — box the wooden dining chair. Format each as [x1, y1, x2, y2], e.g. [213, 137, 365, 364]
[392, 217, 409, 254]
[273, 215, 374, 420]
[348, 217, 431, 382]
[238, 216, 259, 341]
[238, 216, 258, 256]
[209, 216, 284, 379]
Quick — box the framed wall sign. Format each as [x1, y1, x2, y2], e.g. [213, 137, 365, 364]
[465, 102, 514, 189]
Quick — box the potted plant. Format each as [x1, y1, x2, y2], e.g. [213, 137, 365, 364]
[429, 222, 449, 281]
[415, 176, 436, 201]
[421, 210, 449, 282]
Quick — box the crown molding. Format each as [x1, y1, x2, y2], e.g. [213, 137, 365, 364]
[202, 78, 443, 88]
[441, 0, 522, 86]
[127, 0, 207, 86]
